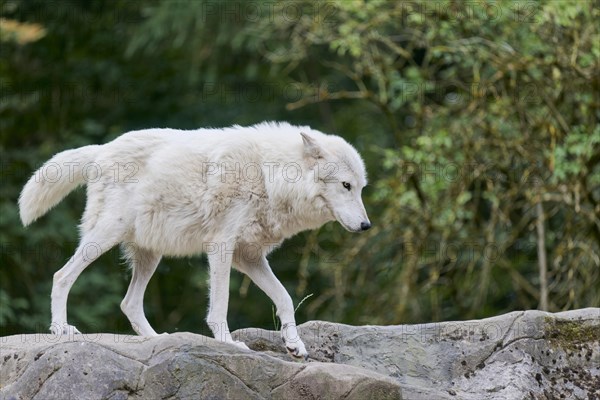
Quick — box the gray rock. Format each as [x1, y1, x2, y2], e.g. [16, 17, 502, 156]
[0, 331, 400, 400]
[1, 309, 598, 399]
[235, 308, 600, 399]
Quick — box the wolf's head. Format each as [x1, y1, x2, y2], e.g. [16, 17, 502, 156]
[301, 132, 371, 233]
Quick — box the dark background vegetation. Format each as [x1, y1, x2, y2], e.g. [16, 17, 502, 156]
[1, 0, 598, 336]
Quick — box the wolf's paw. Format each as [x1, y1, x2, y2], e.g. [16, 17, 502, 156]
[223, 339, 250, 350]
[50, 323, 81, 336]
[231, 340, 251, 351]
[281, 323, 308, 361]
[284, 339, 308, 361]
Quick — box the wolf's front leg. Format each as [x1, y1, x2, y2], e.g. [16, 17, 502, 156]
[237, 255, 308, 360]
[206, 251, 250, 350]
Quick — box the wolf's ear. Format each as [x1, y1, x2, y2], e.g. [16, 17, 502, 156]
[300, 132, 323, 160]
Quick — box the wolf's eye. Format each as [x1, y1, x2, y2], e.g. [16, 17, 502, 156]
[342, 182, 351, 191]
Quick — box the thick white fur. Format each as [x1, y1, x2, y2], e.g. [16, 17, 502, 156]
[18, 121, 370, 359]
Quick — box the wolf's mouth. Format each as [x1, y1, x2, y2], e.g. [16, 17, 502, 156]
[342, 223, 363, 233]
[316, 196, 364, 232]
[333, 214, 362, 232]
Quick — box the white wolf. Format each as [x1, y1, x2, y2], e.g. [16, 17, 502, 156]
[19, 121, 370, 359]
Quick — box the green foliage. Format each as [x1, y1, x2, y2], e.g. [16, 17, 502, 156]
[1, 0, 598, 336]
[553, 125, 600, 182]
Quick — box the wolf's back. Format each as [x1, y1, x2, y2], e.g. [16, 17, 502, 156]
[19, 145, 99, 226]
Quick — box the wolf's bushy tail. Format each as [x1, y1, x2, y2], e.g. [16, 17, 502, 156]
[19, 145, 99, 226]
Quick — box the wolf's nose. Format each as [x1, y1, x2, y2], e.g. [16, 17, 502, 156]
[360, 221, 371, 231]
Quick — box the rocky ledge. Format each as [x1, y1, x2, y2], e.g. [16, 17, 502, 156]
[1, 308, 598, 399]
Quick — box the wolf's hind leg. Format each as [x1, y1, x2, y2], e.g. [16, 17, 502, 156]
[120, 244, 162, 336]
[50, 234, 117, 335]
